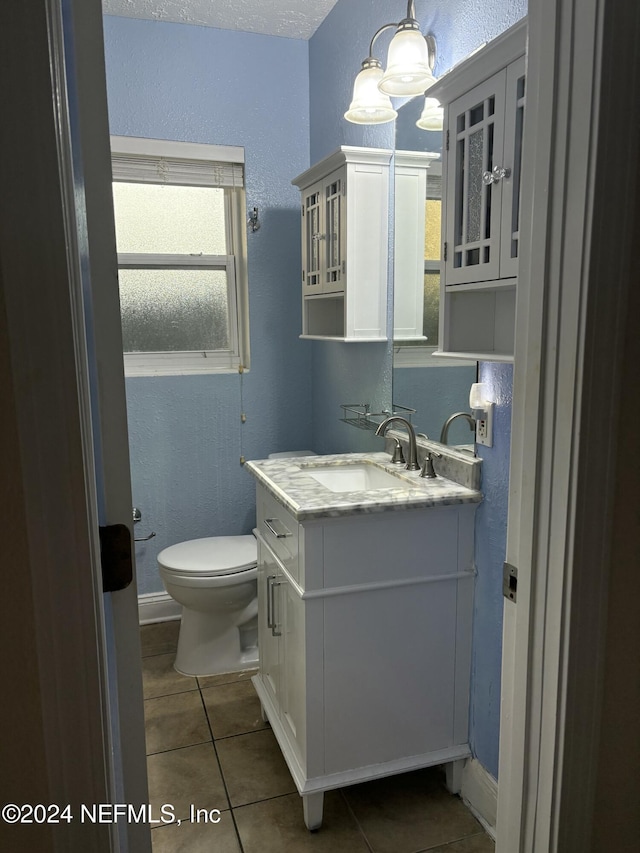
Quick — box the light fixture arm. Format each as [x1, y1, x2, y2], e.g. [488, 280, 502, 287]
[366, 22, 399, 62]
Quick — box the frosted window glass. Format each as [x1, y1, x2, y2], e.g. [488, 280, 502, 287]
[119, 269, 229, 352]
[113, 183, 227, 254]
[424, 199, 441, 261]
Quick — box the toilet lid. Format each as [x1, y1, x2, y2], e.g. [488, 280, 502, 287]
[157, 535, 257, 576]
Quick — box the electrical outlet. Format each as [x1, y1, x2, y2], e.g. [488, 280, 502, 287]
[475, 403, 494, 447]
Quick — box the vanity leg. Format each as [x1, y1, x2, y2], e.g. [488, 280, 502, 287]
[445, 759, 465, 794]
[302, 792, 324, 831]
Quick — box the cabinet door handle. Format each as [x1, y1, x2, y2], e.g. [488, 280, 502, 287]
[266, 575, 276, 629]
[482, 165, 512, 185]
[269, 576, 283, 637]
[265, 518, 291, 539]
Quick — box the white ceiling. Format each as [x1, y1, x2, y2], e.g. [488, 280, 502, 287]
[102, 0, 340, 39]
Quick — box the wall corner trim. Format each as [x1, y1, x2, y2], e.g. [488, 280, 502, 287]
[460, 758, 498, 838]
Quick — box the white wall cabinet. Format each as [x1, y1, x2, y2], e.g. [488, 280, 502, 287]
[253, 483, 476, 830]
[292, 146, 392, 341]
[430, 19, 526, 361]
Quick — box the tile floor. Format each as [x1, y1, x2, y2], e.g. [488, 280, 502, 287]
[141, 620, 495, 853]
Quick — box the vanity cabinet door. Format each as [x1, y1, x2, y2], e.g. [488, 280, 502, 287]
[279, 577, 307, 766]
[256, 538, 282, 710]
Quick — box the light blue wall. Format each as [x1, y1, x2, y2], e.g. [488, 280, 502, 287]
[103, 17, 312, 595]
[308, 0, 525, 781]
[473, 362, 513, 777]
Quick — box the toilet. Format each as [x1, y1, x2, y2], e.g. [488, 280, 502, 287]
[157, 450, 315, 676]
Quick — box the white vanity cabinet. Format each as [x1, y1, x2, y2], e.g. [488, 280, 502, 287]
[430, 19, 526, 361]
[253, 482, 476, 831]
[292, 146, 392, 341]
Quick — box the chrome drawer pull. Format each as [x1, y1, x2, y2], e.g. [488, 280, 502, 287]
[265, 518, 291, 539]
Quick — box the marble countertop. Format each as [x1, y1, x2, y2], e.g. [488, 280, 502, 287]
[245, 452, 482, 522]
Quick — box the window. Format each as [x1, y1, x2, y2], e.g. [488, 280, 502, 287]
[111, 137, 249, 375]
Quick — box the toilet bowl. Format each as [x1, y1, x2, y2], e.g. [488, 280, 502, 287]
[158, 535, 258, 677]
[157, 450, 315, 677]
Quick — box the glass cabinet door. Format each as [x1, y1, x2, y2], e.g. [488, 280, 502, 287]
[500, 56, 526, 279]
[445, 70, 506, 285]
[323, 170, 345, 294]
[302, 184, 322, 294]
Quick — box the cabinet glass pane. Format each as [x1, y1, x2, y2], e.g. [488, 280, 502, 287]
[119, 268, 229, 352]
[466, 129, 484, 243]
[113, 183, 227, 254]
[454, 137, 465, 253]
[305, 191, 321, 284]
[325, 179, 342, 283]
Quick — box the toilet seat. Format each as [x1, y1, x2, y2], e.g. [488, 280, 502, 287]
[158, 535, 257, 578]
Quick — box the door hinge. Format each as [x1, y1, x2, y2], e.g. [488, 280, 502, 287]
[99, 524, 133, 592]
[443, 242, 448, 262]
[446, 129, 450, 151]
[503, 562, 518, 603]
[301, 204, 304, 217]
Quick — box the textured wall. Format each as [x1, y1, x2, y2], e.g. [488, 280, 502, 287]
[103, 17, 312, 595]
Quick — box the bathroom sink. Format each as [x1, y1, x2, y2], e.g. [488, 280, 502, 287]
[304, 463, 409, 493]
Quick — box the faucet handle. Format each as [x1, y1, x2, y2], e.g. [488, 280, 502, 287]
[390, 439, 405, 465]
[420, 450, 441, 479]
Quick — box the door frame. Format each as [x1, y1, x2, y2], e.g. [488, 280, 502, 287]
[497, 0, 640, 849]
[2, 0, 637, 850]
[0, 1, 150, 851]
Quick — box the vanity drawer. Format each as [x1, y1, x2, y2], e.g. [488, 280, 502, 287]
[257, 489, 299, 582]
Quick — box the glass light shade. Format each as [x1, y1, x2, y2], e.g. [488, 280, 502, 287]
[345, 64, 397, 125]
[379, 28, 436, 96]
[416, 97, 444, 131]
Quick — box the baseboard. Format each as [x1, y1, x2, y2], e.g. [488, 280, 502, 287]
[460, 758, 498, 839]
[138, 591, 181, 625]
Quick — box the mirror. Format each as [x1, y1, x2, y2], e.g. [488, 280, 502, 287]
[392, 95, 477, 448]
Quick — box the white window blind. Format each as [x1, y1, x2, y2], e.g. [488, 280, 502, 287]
[111, 156, 244, 189]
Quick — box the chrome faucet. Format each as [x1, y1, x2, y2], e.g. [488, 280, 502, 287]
[439, 412, 476, 445]
[375, 416, 420, 471]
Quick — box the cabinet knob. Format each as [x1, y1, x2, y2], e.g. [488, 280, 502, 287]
[482, 165, 512, 185]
